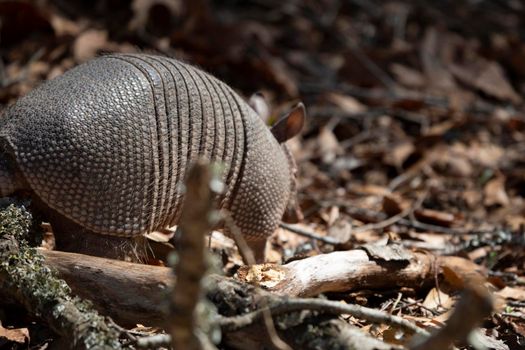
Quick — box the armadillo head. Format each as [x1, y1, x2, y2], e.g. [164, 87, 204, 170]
[269, 103, 306, 223]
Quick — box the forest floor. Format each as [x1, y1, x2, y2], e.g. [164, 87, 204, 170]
[1, 0, 525, 349]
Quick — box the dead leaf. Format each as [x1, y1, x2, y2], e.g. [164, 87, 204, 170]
[462, 189, 482, 209]
[129, 0, 182, 35]
[326, 92, 366, 114]
[318, 127, 342, 163]
[423, 119, 458, 138]
[466, 142, 504, 168]
[382, 325, 411, 345]
[255, 55, 299, 97]
[73, 29, 108, 62]
[50, 13, 82, 36]
[272, 224, 311, 251]
[349, 184, 391, 197]
[326, 206, 340, 226]
[420, 27, 457, 91]
[471, 329, 510, 350]
[0, 322, 29, 346]
[496, 286, 525, 301]
[450, 59, 522, 104]
[423, 287, 453, 311]
[467, 246, 490, 261]
[382, 194, 407, 216]
[390, 63, 426, 88]
[327, 219, 352, 243]
[383, 141, 415, 169]
[431, 308, 454, 325]
[414, 208, 457, 227]
[431, 145, 473, 178]
[484, 175, 509, 207]
[441, 257, 487, 290]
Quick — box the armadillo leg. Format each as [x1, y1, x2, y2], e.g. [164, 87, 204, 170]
[246, 238, 267, 263]
[0, 156, 25, 197]
[53, 222, 149, 262]
[41, 205, 150, 262]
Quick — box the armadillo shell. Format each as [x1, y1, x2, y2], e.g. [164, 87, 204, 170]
[0, 54, 257, 236]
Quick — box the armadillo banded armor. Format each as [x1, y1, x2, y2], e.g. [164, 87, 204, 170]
[0, 54, 292, 241]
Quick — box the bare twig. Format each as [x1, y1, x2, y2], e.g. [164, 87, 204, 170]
[136, 334, 172, 348]
[353, 187, 429, 234]
[342, 36, 399, 93]
[350, 204, 412, 234]
[217, 297, 430, 337]
[279, 222, 341, 245]
[171, 160, 219, 350]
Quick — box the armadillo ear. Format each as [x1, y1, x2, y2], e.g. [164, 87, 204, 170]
[249, 92, 270, 124]
[270, 102, 305, 143]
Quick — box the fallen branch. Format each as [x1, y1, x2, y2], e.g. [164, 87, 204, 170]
[239, 248, 482, 297]
[39, 249, 171, 327]
[39, 249, 410, 349]
[33, 241, 486, 348]
[171, 160, 219, 350]
[39, 246, 484, 324]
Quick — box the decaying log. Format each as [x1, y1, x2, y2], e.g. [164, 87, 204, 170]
[40, 249, 172, 327]
[39, 246, 485, 327]
[40, 249, 413, 349]
[239, 247, 485, 296]
[32, 224, 488, 349]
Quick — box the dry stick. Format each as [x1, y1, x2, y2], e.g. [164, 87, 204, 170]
[390, 292, 403, 314]
[340, 202, 491, 235]
[354, 188, 428, 234]
[39, 248, 172, 327]
[398, 218, 463, 235]
[171, 160, 218, 350]
[280, 206, 412, 244]
[223, 215, 292, 350]
[39, 249, 402, 349]
[501, 313, 525, 321]
[39, 248, 455, 324]
[136, 334, 171, 348]
[351, 205, 413, 234]
[257, 250, 474, 298]
[279, 222, 341, 245]
[217, 298, 430, 337]
[343, 36, 398, 93]
[136, 331, 217, 350]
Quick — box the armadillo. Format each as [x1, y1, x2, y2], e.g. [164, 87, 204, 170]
[0, 53, 304, 261]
